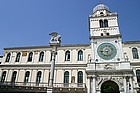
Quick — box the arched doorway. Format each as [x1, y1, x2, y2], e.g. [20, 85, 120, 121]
[101, 80, 120, 93]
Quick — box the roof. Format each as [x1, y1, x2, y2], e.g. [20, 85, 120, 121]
[123, 41, 140, 44]
[4, 44, 90, 50]
[93, 4, 110, 13]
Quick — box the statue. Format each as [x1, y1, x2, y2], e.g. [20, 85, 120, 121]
[49, 32, 61, 44]
[124, 52, 129, 61]
[71, 76, 75, 83]
[88, 54, 91, 62]
[104, 64, 115, 70]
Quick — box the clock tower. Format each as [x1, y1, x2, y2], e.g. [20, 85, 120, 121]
[89, 4, 123, 62]
[86, 4, 133, 93]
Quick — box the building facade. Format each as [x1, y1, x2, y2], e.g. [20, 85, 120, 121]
[0, 4, 140, 93]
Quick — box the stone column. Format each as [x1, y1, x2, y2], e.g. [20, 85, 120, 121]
[119, 40, 125, 61]
[48, 48, 57, 87]
[16, 69, 20, 83]
[87, 77, 91, 93]
[5, 69, 9, 82]
[123, 76, 127, 93]
[129, 77, 133, 93]
[92, 76, 96, 93]
[90, 39, 96, 62]
[47, 32, 61, 93]
[30, 69, 33, 86]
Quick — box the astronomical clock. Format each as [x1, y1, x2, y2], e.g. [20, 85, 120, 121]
[97, 43, 117, 61]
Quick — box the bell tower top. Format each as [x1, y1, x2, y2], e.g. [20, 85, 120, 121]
[89, 4, 121, 38]
[93, 4, 110, 16]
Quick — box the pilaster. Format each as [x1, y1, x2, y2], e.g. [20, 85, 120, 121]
[123, 76, 127, 93]
[87, 77, 91, 93]
[92, 77, 96, 93]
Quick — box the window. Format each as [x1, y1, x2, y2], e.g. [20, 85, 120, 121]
[36, 71, 42, 84]
[5, 52, 11, 62]
[132, 48, 139, 59]
[65, 51, 70, 61]
[11, 71, 17, 83]
[78, 71, 83, 84]
[15, 52, 21, 62]
[101, 33, 103, 36]
[24, 71, 30, 83]
[64, 71, 69, 86]
[100, 12, 104, 15]
[28, 52, 33, 62]
[99, 19, 108, 28]
[78, 50, 83, 61]
[99, 20, 104, 28]
[1, 71, 6, 83]
[136, 70, 140, 87]
[104, 19, 108, 27]
[39, 51, 44, 62]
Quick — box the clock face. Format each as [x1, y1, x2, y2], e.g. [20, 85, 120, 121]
[97, 43, 117, 60]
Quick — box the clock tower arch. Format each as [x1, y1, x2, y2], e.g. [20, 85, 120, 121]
[86, 4, 133, 93]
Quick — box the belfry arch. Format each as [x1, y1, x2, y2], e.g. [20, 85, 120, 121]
[101, 80, 120, 93]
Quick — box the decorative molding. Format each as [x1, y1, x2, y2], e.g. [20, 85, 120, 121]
[93, 27, 117, 32]
[0, 63, 87, 69]
[104, 64, 116, 70]
[22, 52, 27, 56]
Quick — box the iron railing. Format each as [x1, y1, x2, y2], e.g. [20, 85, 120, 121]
[53, 83, 86, 88]
[0, 81, 48, 87]
[0, 81, 86, 88]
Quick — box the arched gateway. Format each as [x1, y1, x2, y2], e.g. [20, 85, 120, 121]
[101, 80, 120, 93]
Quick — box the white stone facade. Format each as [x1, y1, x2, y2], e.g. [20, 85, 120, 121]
[0, 4, 140, 93]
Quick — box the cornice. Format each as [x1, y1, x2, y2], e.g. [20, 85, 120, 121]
[130, 62, 140, 66]
[4, 44, 90, 51]
[90, 34, 122, 39]
[90, 13, 118, 18]
[123, 41, 140, 45]
[86, 69, 133, 75]
[0, 63, 87, 69]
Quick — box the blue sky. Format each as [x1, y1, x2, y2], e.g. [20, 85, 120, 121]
[0, 0, 140, 55]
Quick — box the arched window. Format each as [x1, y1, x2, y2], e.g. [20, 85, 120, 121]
[65, 51, 70, 61]
[64, 71, 69, 85]
[24, 71, 30, 83]
[78, 50, 83, 61]
[1, 71, 6, 83]
[5, 52, 11, 62]
[99, 19, 108, 28]
[15, 52, 21, 62]
[104, 19, 108, 27]
[132, 48, 139, 59]
[39, 51, 44, 62]
[36, 71, 42, 84]
[78, 71, 83, 84]
[136, 70, 140, 87]
[99, 20, 104, 28]
[11, 71, 17, 83]
[100, 12, 104, 15]
[28, 52, 33, 62]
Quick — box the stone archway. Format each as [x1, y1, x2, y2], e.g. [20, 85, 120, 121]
[101, 80, 120, 93]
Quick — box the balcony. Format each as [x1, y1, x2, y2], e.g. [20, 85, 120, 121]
[0, 82, 87, 93]
[53, 83, 86, 88]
